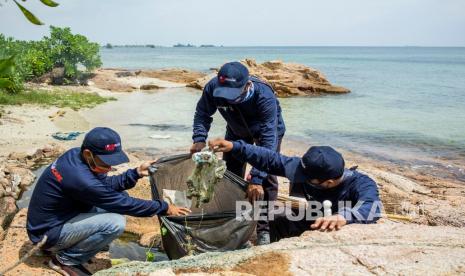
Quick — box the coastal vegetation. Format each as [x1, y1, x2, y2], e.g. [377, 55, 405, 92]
[0, 26, 102, 92]
[0, 26, 105, 107]
[0, 89, 115, 110]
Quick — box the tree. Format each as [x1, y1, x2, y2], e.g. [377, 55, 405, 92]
[46, 26, 102, 80]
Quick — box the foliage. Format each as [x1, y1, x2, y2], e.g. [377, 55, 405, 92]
[0, 55, 23, 93]
[0, 89, 116, 110]
[4, 0, 60, 25]
[0, 27, 102, 93]
[46, 26, 102, 79]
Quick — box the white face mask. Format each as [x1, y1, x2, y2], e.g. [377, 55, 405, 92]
[228, 82, 255, 104]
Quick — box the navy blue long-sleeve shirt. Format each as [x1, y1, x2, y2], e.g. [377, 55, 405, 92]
[26, 148, 169, 248]
[193, 77, 286, 185]
[231, 141, 381, 224]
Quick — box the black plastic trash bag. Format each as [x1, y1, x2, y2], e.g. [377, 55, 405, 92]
[149, 154, 256, 260]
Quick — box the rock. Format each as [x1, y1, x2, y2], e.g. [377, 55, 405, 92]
[90, 69, 137, 92]
[367, 168, 431, 195]
[4, 166, 35, 190]
[140, 84, 161, 90]
[0, 196, 18, 229]
[51, 67, 65, 85]
[96, 222, 465, 275]
[7, 152, 28, 162]
[139, 231, 161, 248]
[115, 71, 136, 78]
[137, 69, 206, 84]
[244, 59, 350, 96]
[187, 73, 216, 90]
[188, 59, 350, 97]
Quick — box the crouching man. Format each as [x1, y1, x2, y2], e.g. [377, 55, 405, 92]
[208, 139, 381, 242]
[27, 127, 190, 276]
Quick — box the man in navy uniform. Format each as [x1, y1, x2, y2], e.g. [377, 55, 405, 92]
[208, 139, 381, 241]
[27, 127, 190, 276]
[191, 61, 286, 245]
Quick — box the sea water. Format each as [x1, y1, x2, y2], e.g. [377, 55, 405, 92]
[88, 46, 465, 178]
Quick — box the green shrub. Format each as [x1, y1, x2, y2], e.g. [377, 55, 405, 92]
[46, 26, 102, 80]
[0, 26, 102, 92]
[0, 55, 23, 94]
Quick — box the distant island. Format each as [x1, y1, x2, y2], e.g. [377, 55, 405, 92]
[100, 44, 223, 48]
[101, 44, 163, 48]
[173, 43, 196, 48]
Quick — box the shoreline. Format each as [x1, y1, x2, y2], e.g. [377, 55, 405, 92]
[1, 64, 465, 274]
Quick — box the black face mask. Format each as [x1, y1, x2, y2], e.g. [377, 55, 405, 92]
[306, 181, 327, 190]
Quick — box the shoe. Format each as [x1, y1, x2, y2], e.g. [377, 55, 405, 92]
[48, 255, 92, 276]
[256, 232, 271, 246]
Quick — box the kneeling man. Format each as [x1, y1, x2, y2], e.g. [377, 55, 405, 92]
[27, 127, 190, 275]
[209, 139, 381, 242]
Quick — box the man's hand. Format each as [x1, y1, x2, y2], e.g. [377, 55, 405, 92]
[190, 142, 206, 154]
[208, 138, 233, 153]
[310, 214, 347, 231]
[246, 184, 264, 203]
[166, 204, 191, 216]
[137, 160, 156, 177]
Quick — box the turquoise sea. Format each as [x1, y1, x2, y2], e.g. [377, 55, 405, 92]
[94, 47, 465, 179]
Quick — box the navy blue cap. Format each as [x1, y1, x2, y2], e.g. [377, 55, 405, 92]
[213, 62, 250, 101]
[81, 127, 129, 166]
[299, 146, 345, 182]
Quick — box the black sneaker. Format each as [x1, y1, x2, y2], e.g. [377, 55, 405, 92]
[48, 256, 92, 276]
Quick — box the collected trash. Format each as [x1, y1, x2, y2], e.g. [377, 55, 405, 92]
[163, 189, 192, 208]
[187, 148, 226, 208]
[149, 154, 256, 259]
[51, 131, 83, 141]
[149, 134, 171, 139]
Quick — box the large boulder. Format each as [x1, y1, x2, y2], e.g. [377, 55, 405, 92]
[96, 222, 465, 275]
[188, 59, 350, 97]
[243, 59, 350, 97]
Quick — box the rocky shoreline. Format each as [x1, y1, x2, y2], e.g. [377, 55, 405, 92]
[0, 60, 464, 275]
[87, 59, 350, 97]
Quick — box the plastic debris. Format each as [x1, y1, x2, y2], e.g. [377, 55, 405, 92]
[186, 148, 226, 207]
[51, 131, 83, 141]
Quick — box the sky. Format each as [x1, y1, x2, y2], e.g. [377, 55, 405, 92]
[1, 0, 464, 46]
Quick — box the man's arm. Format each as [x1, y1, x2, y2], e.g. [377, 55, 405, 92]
[98, 168, 140, 192]
[249, 95, 279, 185]
[192, 82, 218, 143]
[230, 140, 289, 177]
[338, 175, 381, 224]
[73, 177, 168, 217]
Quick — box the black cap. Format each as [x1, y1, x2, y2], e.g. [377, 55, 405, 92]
[300, 146, 345, 181]
[81, 127, 129, 166]
[213, 62, 250, 101]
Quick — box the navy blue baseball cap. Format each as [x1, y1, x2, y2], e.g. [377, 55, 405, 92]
[213, 62, 250, 101]
[289, 146, 345, 183]
[81, 127, 129, 166]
